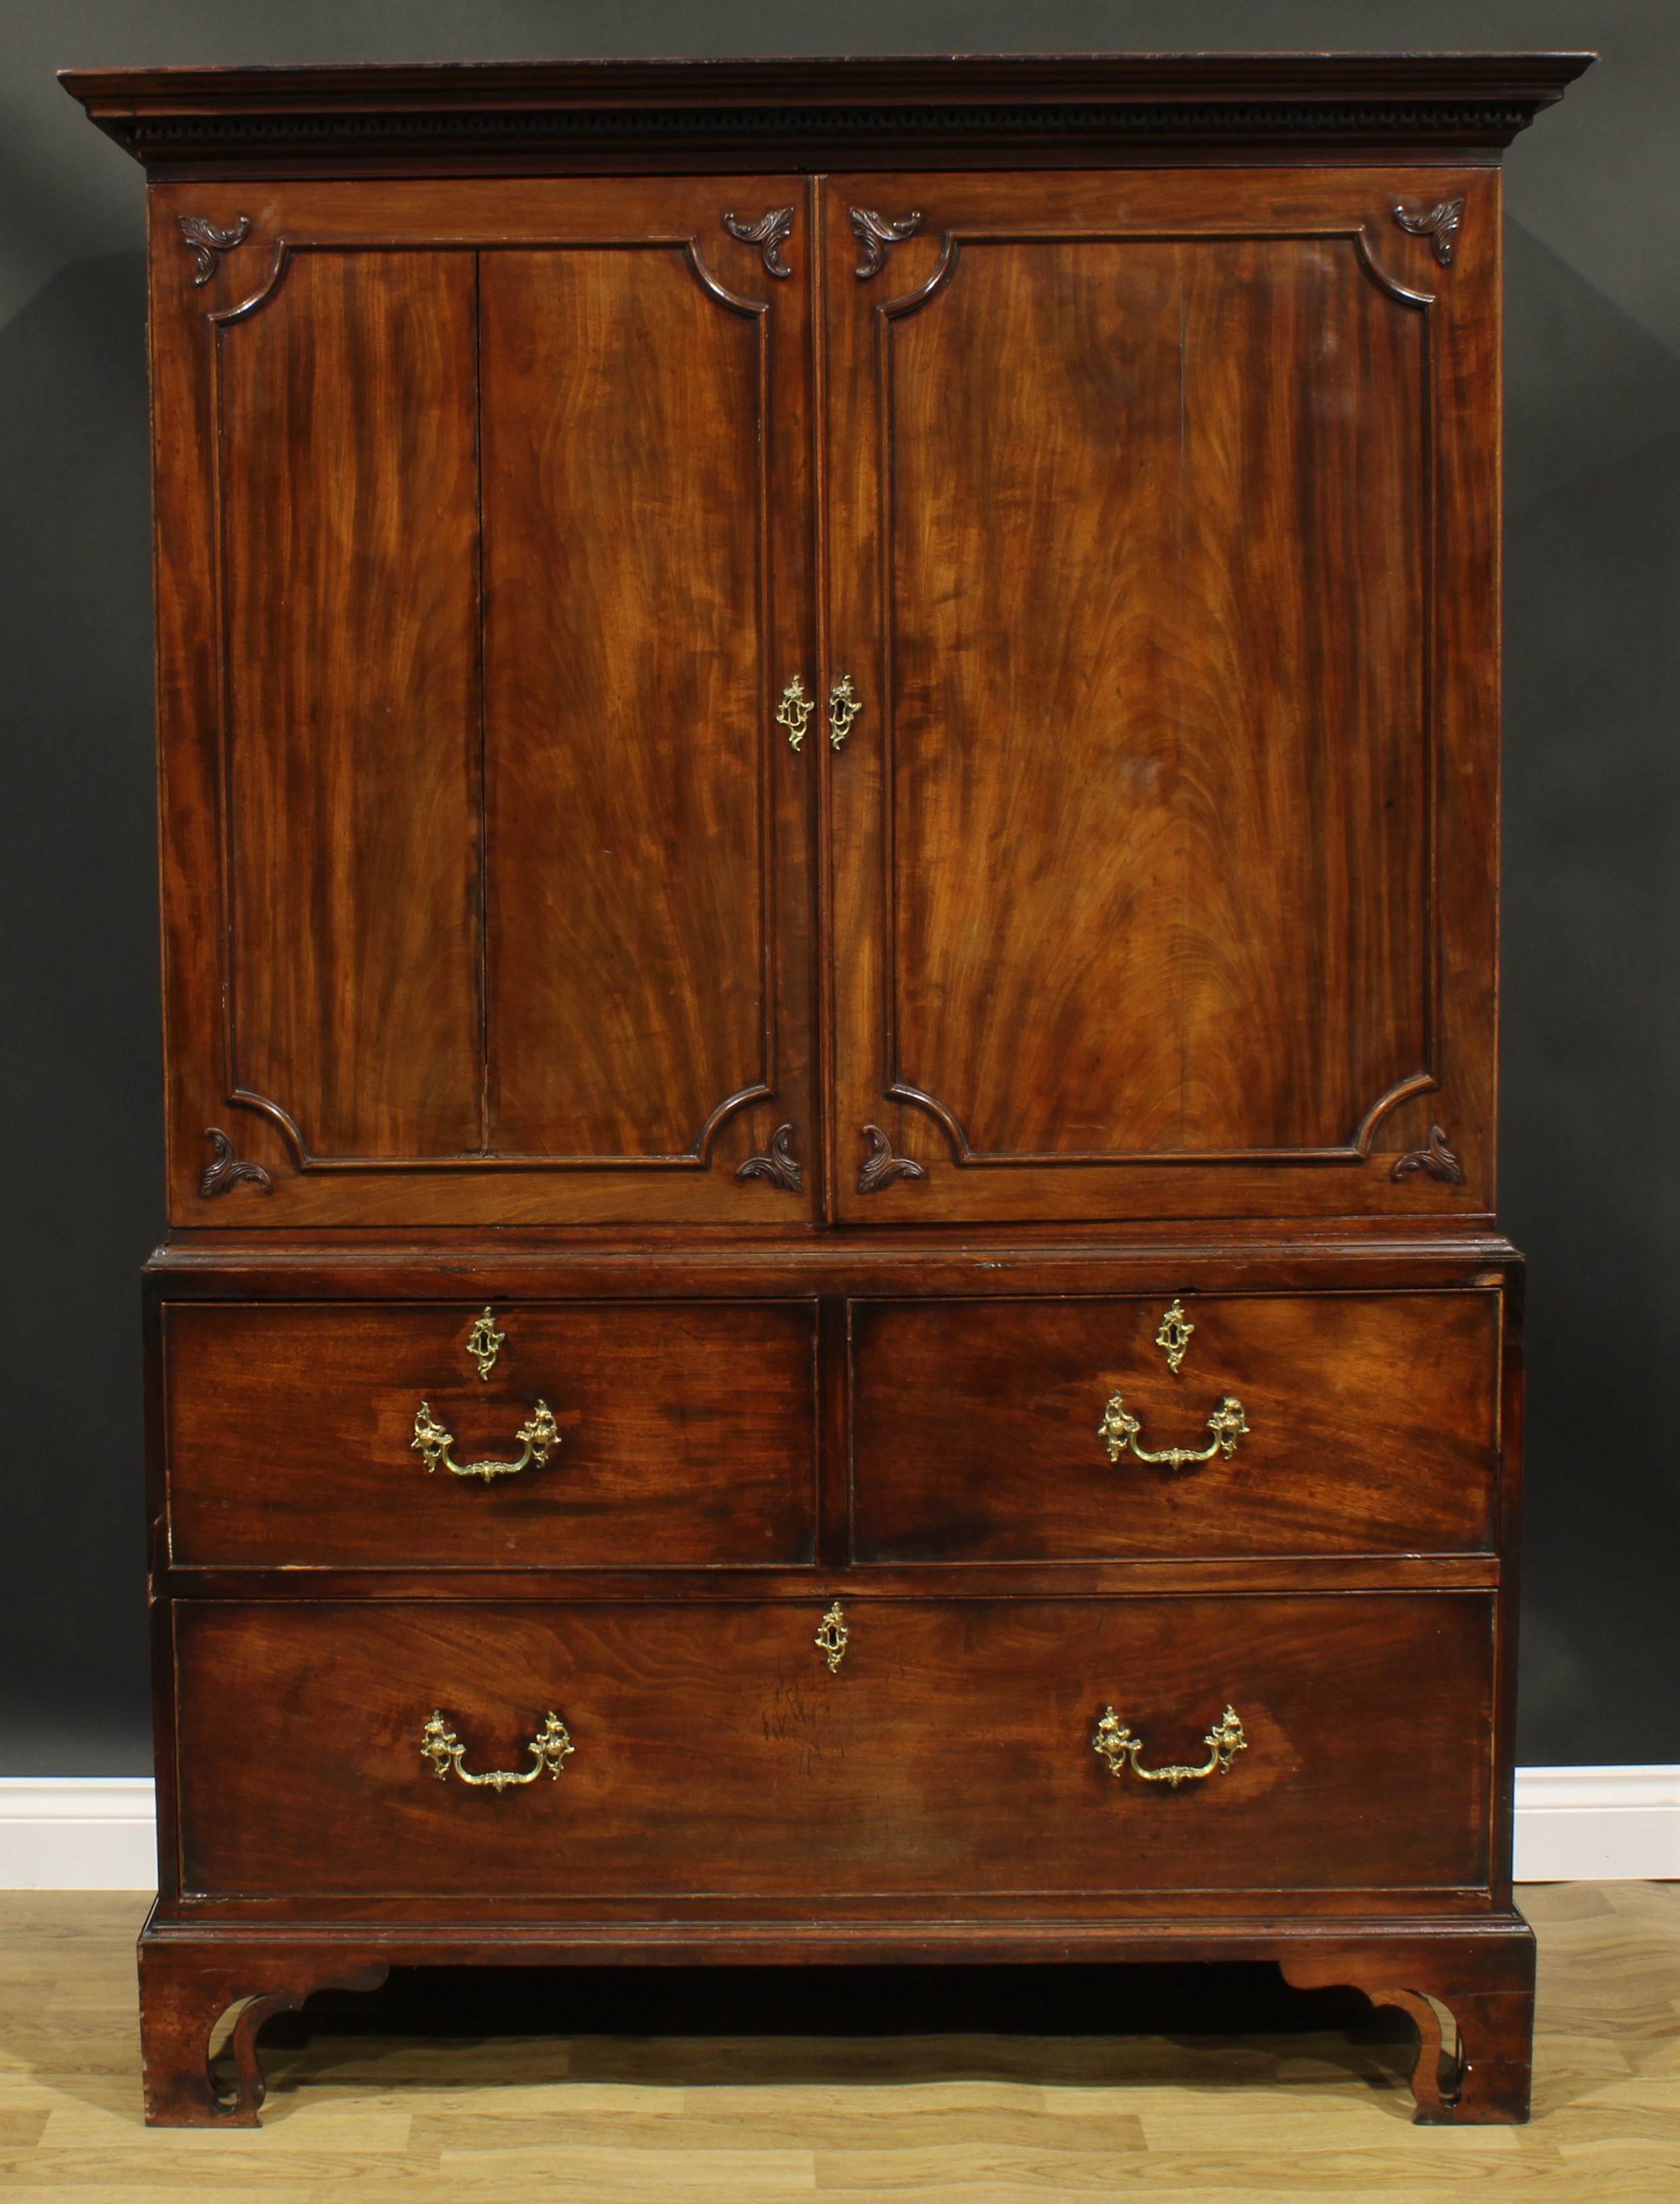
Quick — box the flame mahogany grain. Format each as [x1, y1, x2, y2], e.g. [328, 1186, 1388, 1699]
[163, 1300, 819, 1570]
[850, 1291, 1499, 1562]
[171, 1595, 1494, 1902]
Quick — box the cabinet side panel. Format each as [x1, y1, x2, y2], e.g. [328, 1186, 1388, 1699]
[480, 247, 771, 1159]
[218, 247, 483, 1158]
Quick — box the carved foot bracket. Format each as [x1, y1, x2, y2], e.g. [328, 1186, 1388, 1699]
[138, 1935, 390, 2126]
[1281, 1924, 1536, 2123]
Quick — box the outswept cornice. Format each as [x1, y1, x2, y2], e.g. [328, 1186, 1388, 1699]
[61, 52, 1593, 175]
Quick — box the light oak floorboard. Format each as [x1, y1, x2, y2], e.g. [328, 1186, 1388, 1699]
[0, 1886, 1672, 2200]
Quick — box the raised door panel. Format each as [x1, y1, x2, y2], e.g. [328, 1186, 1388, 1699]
[218, 249, 483, 1160]
[151, 178, 815, 1224]
[482, 249, 777, 1163]
[825, 170, 1498, 1222]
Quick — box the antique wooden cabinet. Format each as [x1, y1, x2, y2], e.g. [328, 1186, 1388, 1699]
[65, 51, 1589, 2127]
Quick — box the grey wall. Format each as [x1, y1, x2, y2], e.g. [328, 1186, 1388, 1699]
[1, 0, 1673, 1774]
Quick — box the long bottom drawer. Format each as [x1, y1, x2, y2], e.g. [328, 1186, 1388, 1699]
[173, 1596, 1494, 1901]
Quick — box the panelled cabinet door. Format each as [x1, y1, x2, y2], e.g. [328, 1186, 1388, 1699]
[824, 170, 1498, 1224]
[153, 178, 816, 1224]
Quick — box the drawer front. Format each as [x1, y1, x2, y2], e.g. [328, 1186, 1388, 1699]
[164, 1302, 816, 1568]
[851, 1294, 1499, 1561]
[173, 1594, 1493, 1901]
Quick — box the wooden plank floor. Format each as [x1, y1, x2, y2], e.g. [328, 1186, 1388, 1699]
[0, 1885, 1675, 2199]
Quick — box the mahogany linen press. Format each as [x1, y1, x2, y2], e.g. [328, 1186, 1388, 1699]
[63, 51, 1590, 2125]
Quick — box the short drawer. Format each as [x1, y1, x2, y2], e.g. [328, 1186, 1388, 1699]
[163, 1301, 816, 1568]
[172, 1593, 1493, 1902]
[850, 1293, 1500, 1561]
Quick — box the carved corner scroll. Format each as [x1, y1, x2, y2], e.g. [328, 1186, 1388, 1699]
[737, 1123, 804, 1193]
[1392, 197, 1465, 267]
[850, 206, 923, 280]
[178, 214, 252, 286]
[1390, 1125, 1466, 1185]
[199, 1128, 272, 1197]
[723, 206, 795, 279]
[857, 1124, 927, 1194]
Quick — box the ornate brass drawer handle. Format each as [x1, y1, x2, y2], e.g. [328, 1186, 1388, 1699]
[411, 1399, 559, 1482]
[421, 1709, 573, 1789]
[1099, 1391, 1247, 1471]
[1092, 1704, 1247, 1787]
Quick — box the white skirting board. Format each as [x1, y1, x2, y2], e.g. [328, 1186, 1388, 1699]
[0, 1781, 159, 1891]
[1511, 1765, 1680, 1881]
[1, 1769, 1677, 1890]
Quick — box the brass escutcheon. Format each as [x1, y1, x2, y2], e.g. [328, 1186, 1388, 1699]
[776, 675, 815, 751]
[465, 1306, 505, 1381]
[815, 1601, 849, 1672]
[828, 674, 862, 749]
[1154, 1299, 1194, 1374]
